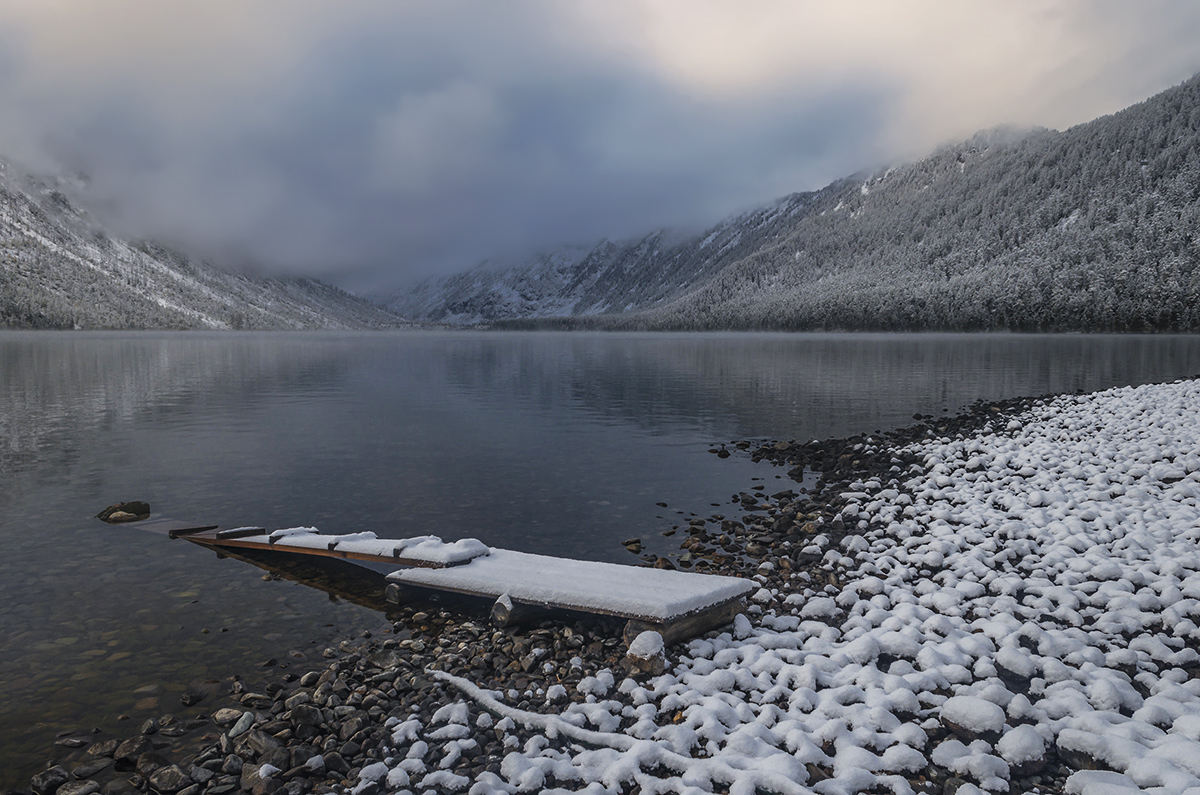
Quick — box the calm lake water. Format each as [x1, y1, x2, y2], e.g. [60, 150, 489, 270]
[2, 330, 1199, 784]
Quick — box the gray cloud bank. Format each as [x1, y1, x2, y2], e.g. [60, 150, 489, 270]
[2, 1, 1200, 292]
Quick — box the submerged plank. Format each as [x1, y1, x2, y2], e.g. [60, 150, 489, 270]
[116, 517, 219, 538]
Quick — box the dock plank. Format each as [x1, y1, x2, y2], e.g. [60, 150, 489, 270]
[389, 547, 752, 623]
[184, 528, 488, 569]
[183, 526, 752, 642]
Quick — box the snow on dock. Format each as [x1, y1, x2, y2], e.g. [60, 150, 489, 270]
[184, 526, 753, 642]
[388, 547, 753, 622]
[186, 527, 490, 568]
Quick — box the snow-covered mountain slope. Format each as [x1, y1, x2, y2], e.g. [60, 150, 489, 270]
[0, 163, 404, 330]
[392, 74, 1200, 332]
[385, 192, 822, 325]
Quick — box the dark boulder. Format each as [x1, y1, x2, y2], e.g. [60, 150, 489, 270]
[96, 502, 151, 523]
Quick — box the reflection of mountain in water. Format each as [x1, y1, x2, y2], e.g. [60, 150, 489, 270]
[0, 333, 356, 507]
[435, 333, 1200, 442]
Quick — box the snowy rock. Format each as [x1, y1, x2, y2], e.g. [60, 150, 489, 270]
[997, 725, 1046, 775]
[994, 646, 1037, 685]
[798, 596, 839, 620]
[941, 696, 1007, 742]
[1065, 770, 1144, 795]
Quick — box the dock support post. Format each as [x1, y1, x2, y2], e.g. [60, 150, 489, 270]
[622, 597, 746, 647]
[490, 595, 552, 628]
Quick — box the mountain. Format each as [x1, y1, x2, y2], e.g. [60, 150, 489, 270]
[391, 75, 1200, 332]
[0, 162, 405, 330]
[386, 193, 822, 325]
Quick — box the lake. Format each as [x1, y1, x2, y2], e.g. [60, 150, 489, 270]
[2, 330, 1199, 785]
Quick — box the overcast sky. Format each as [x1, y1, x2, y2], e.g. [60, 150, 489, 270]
[2, 1, 1200, 293]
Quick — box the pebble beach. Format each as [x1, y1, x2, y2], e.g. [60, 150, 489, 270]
[18, 377, 1200, 795]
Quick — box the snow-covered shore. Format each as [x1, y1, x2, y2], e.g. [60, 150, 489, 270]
[346, 378, 1200, 795]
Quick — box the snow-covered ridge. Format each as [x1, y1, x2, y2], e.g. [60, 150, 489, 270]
[391, 73, 1200, 332]
[0, 162, 404, 330]
[351, 378, 1200, 794]
[384, 190, 822, 325]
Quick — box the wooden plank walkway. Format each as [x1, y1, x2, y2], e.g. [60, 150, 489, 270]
[182, 526, 752, 645]
[182, 527, 489, 569]
[389, 547, 752, 644]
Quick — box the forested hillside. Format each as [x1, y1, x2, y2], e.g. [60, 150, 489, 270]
[397, 74, 1200, 332]
[386, 192, 823, 325]
[0, 163, 405, 330]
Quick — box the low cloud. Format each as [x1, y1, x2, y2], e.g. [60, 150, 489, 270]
[1, 1, 1199, 291]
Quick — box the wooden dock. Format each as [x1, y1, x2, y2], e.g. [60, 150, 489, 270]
[181, 526, 488, 568]
[181, 526, 752, 645]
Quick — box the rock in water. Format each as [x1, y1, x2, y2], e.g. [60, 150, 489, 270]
[147, 765, 193, 793]
[30, 766, 70, 795]
[96, 501, 151, 523]
[180, 688, 207, 707]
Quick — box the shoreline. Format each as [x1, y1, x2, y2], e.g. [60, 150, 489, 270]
[20, 379, 1200, 795]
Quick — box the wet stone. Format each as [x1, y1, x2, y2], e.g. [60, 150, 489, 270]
[290, 704, 323, 727]
[30, 766, 70, 795]
[113, 736, 153, 767]
[366, 650, 403, 670]
[227, 711, 254, 738]
[135, 751, 170, 777]
[239, 729, 282, 757]
[338, 715, 368, 742]
[71, 758, 111, 779]
[57, 782, 101, 795]
[147, 765, 193, 794]
[85, 739, 120, 758]
[180, 689, 207, 707]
